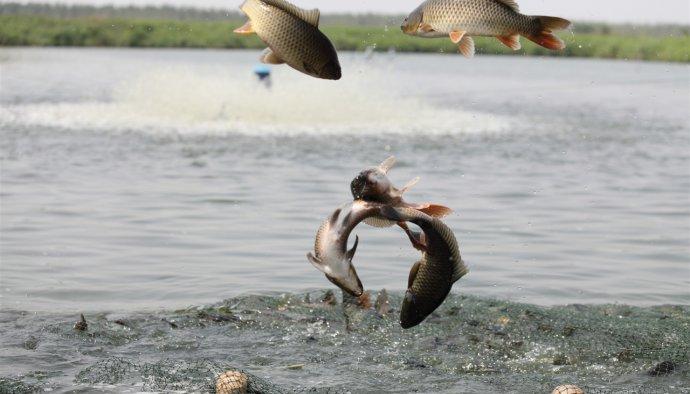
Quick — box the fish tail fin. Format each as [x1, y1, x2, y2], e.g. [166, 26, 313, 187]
[527, 16, 571, 50]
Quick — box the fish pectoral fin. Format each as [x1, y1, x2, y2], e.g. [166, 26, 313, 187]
[401, 177, 420, 194]
[452, 258, 469, 283]
[233, 20, 255, 35]
[407, 260, 423, 289]
[458, 36, 475, 58]
[419, 23, 435, 33]
[346, 235, 359, 261]
[261, 48, 285, 65]
[449, 30, 466, 44]
[307, 252, 332, 275]
[378, 156, 396, 174]
[497, 34, 521, 50]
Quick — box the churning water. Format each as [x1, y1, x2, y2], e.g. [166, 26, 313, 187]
[1, 48, 689, 392]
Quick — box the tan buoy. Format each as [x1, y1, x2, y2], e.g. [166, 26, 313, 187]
[216, 370, 248, 394]
[552, 385, 584, 394]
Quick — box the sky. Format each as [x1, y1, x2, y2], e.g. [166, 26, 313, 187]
[6, 0, 690, 24]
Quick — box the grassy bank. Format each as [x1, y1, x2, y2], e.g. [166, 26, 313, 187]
[1, 15, 688, 62]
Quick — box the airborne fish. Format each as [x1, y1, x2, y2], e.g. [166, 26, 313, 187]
[234, 0, 341, 80]
[401, 0, 571, 58]
[378, 206, 468, 329]
[307, 200, 386, 297]
[350, 156, 452, 250]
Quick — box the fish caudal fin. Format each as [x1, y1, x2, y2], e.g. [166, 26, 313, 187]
[458, 36, 475, 58]
[415, 204, 453, 218]
[527, 16, 571, 50]
[497, 34, 521, 50]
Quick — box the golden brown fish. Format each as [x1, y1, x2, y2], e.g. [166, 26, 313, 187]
[234, 0, 341, 80]
[401, 0, 571, 58]
[350, 156, 452, 250]
[379, 206, 468, 329]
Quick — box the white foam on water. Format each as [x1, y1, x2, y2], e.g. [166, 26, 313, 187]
[1, 62, 511, 136]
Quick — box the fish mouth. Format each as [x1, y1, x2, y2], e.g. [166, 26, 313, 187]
[400, 290, 423, 329]
[350, 174, 367, 200]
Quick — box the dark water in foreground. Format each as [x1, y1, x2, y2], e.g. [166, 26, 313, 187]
[1, 292, 689, 393]
[1, 49, 689, 392]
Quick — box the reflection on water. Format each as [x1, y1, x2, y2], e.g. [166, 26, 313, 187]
[0, 48, 689, 314]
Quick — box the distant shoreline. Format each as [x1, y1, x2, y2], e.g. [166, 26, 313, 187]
[1, 15, 688, 63]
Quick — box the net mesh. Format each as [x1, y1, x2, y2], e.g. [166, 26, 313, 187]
[1, 292, 688, 393]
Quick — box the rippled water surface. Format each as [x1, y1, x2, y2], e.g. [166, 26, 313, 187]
[0, 48, 689, 392]
[2, 48, 688, 311]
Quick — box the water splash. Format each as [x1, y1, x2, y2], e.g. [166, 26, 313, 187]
[1, 64, 509, 136]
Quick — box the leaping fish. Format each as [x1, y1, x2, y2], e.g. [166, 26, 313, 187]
[378, 206, 468, 329]
[401, 0, 571, 58]
[350, 156, 452, 250]
[307, 200, 386, 297]
[234, 0, 341, 80]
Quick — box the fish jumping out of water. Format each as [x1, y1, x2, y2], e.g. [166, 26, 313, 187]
[401, 0, 571, 58]
[350, 156, 452, 250]
[308, 200, 389, 297]
[378, 206, 468, 329]
[234, 0, 341, 80]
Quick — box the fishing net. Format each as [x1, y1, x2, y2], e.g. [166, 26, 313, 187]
[1, 292, 688, 393]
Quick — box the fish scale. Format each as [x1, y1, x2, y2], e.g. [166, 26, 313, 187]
[383, 207, 468, 328]
[237, 0, 341, 80]
[422, 0, 532, 36]
[403, 0, 571, 57]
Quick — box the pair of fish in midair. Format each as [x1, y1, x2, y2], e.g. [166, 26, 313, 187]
[234, 0, 571, 79]
[307, 157, 468, 329]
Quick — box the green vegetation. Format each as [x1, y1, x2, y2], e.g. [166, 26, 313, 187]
[0, 13, 688, 62]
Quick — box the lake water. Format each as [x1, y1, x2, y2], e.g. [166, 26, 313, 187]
[0, 48, 689, 392]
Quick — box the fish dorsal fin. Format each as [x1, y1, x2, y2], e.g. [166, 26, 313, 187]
[401, 177, 420, 194]
[364, 216, 396, 228]
[346, 235, 359, 260]
[407, 260, 422, 289]
[378, 156, 396, 174]
[262, 0, 320, 26]
[495, 0, 519, 12]
[452, 258, 469, 283]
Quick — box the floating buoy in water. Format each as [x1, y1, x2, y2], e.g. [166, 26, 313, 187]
[216, 370, 248, 394]
[552, 385, 584, 394]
